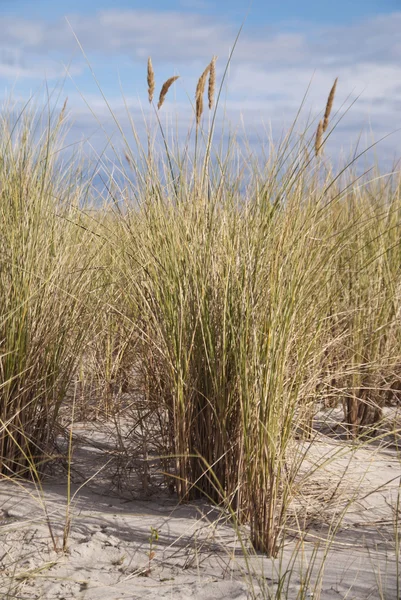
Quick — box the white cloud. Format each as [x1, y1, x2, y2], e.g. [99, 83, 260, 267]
[1, 9, 399, 65]
[0, 58, 82, 81]
[0, 8, 399, 166]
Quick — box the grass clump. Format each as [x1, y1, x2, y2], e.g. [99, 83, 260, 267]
[0, 50, 400, 570]
[0, 100, 102, 477]
[102, 59, 401, 557]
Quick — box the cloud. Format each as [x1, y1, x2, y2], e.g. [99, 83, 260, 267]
[0, 8, 399, 167]
[0, 57, 82, 81]
[1, 9, 400, 66]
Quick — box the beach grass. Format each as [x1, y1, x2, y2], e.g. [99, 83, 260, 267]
[0, 53, 400, 574]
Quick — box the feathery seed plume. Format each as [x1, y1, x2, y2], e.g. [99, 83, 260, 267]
[57, 97, 68, 126]
[196, 64, 211, 127]
[208, 56, 217, 110]
[147, 57, 155, 104]
[125, 151, 134, 168]
[315, 119, 324, 157]
[157, 76, 180, 110]
[323, 77, 338, 133]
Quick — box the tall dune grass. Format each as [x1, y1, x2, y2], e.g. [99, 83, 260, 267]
[104, 64, 401, 555]
[1, 57, 400, 561]
[0, 101, 103, 476]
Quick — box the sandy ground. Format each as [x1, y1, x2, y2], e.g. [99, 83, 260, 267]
[0, 414, 400, 600]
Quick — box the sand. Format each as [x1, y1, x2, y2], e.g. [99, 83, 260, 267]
[0, 414, 400, 599]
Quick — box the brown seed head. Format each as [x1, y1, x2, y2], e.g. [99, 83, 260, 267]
[125, 151, 134, 168]
[157, 76, 180, 110]
[147, 57, 155, 104]
[196, 64, 211, 127]
[208, 56, 217, 110]
[315, 119, 324, 157]
[323, 77, 338, 133]
[61, 97, 68, 115]
[57, 97, 68, 126]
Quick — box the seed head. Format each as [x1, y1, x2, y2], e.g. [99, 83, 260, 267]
[147, 57, 155, 104]
[196, 64, 211, 127]
[157, 76, 180, 110]
[323, 77, 338, 133]
[208, 56, 217, 110]
[315, 119, 324, 157]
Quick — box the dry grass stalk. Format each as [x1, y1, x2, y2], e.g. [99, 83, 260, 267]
[315, 119, 323, 157]
[57, 98, 68, 125]
[208, 56, 217, 110]
[323, 77, 338, 133]
[157, 76, 179, 110]
[61, 97, 68, 115]
[147, 58, 155, 104]
[125, 151, 134, 168]
[196, 64, 211, 126]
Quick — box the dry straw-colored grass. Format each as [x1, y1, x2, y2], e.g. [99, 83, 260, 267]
[195, 56, 217, 127]
[196, 63, 211, 126]
[315, 119, 324, 157]
[5, 51, 401, 572]
[315, 77, 338, 156]
[157, 75, 180, 110]
[147, 57, 155, 104]
[323, 77, 338, 132]
[208, 56, 217, 110]
[58, 97, 68, 124]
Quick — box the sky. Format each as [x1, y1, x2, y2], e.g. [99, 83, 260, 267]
[0, 0, 400, 171]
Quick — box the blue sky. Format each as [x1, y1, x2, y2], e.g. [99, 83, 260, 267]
[0, 0, 399, 168]
[1, 0, 399, 25]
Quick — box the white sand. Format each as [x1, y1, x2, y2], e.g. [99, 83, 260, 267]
[1, 418, 400, 599]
